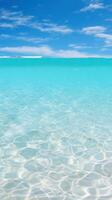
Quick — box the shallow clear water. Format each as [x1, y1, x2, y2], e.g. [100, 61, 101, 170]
[0, 58, 112, 200]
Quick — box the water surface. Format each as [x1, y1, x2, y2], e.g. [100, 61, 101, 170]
[0, 58, 112, 200]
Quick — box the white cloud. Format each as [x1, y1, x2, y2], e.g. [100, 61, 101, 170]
[0, 9, 33, 26]
[96, 33, 112, 46]
[0, 45, 100, 58]
[0, 23, 15, 28]
[0, 34, 48, 44]
[53, 49, 90, 57]
[31, 22, 73, 34]
[80, 3, 104, 12]
[82, 26, 112, 47]
[0, 46, 53, 56]
[0, 9, 73, 34]
[69, 44, 91, 49]
[82, 26, 106, 34]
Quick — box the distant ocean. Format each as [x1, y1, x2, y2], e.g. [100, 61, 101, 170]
[0, 58, 112, 199]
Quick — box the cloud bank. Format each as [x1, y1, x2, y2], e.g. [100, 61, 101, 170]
[0, 46, 100, 58]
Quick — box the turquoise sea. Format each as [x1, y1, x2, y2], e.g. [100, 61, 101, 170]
[0, 58, 112, 200]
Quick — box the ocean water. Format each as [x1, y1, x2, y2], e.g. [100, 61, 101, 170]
[0, 58, 112, 200]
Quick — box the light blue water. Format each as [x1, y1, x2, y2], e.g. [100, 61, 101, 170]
[0, 58, 112, 200]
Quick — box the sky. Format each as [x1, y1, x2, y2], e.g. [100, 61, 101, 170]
[0, 0, 112, 57]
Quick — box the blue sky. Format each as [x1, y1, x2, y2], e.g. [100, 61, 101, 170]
[0, 0, 112, 57]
